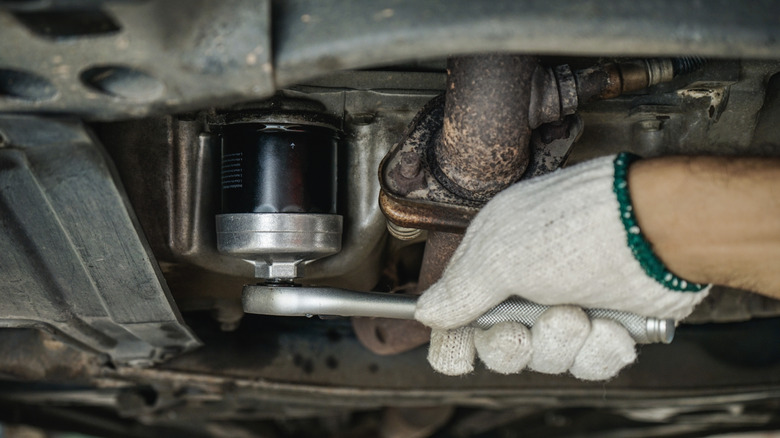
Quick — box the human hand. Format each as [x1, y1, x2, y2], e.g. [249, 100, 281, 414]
[415, 154, 710, 380]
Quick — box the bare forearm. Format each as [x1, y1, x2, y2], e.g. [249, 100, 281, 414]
[629, 156, 780, 298]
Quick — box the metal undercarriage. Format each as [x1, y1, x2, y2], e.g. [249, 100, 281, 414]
[1, 1, 780, 437]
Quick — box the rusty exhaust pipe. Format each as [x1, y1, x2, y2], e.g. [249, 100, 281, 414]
[431, 55, 537, 202]
[355, 55, 539, 355]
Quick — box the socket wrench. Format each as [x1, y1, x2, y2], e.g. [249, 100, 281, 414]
[242, 284, 675, 344]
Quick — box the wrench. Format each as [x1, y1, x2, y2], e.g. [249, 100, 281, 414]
[242, 284, 674, 344]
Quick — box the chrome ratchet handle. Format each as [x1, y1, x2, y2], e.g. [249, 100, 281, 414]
[242, 285, 674, 344]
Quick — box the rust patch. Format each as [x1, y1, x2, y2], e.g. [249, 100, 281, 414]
[352, 317, 431, 355]
[433, 55, 535, 201]
[379, 190, 476, 233]
[386, 151, 426, 195]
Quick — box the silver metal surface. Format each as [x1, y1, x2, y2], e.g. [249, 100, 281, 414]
[0, 116, 201, 363]
[216, 213, 343, 279]
[386, 220, 424, 241]
[243, 285, 418, 320]
[644, 59, 675, 87]
[243, 285, 674, 344]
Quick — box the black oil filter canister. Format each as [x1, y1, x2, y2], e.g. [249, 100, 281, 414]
[219, 123, 337, 214]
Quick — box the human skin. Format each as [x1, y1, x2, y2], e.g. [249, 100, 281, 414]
[629, 156, 780, 299]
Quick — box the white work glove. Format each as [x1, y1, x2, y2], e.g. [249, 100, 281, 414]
[415, 153, 710, 380]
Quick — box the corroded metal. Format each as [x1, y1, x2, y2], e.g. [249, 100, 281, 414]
[574, 59, 675, 105]
[523, 114, 584, 179]
[378, 190, 476, 233]
[528, 63, 578, 129]
[380, 94, 475, 208]
[575, 62, 622, 104]
[431, 55, 536, 202]
[417, 232, 463, 294]
[379, 115, 583, 233]
[352, 317, 431, 356]
[379, 59, 585, 234]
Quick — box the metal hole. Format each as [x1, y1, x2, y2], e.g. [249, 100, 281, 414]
[0, 68, 57, 101]
[80, 65, 164, 102]
[13, 9, 121, 39]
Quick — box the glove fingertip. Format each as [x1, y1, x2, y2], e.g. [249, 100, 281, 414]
[474, 322, 532, 375]
[569, 319, 637, 381]
[528, 306, 591, 375]
[428, 328, 476, 376]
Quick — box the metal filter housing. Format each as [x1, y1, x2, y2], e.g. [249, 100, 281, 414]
[215, 120, 343, 279]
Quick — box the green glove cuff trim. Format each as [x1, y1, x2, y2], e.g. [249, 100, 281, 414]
[613, 152, 706, 292]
